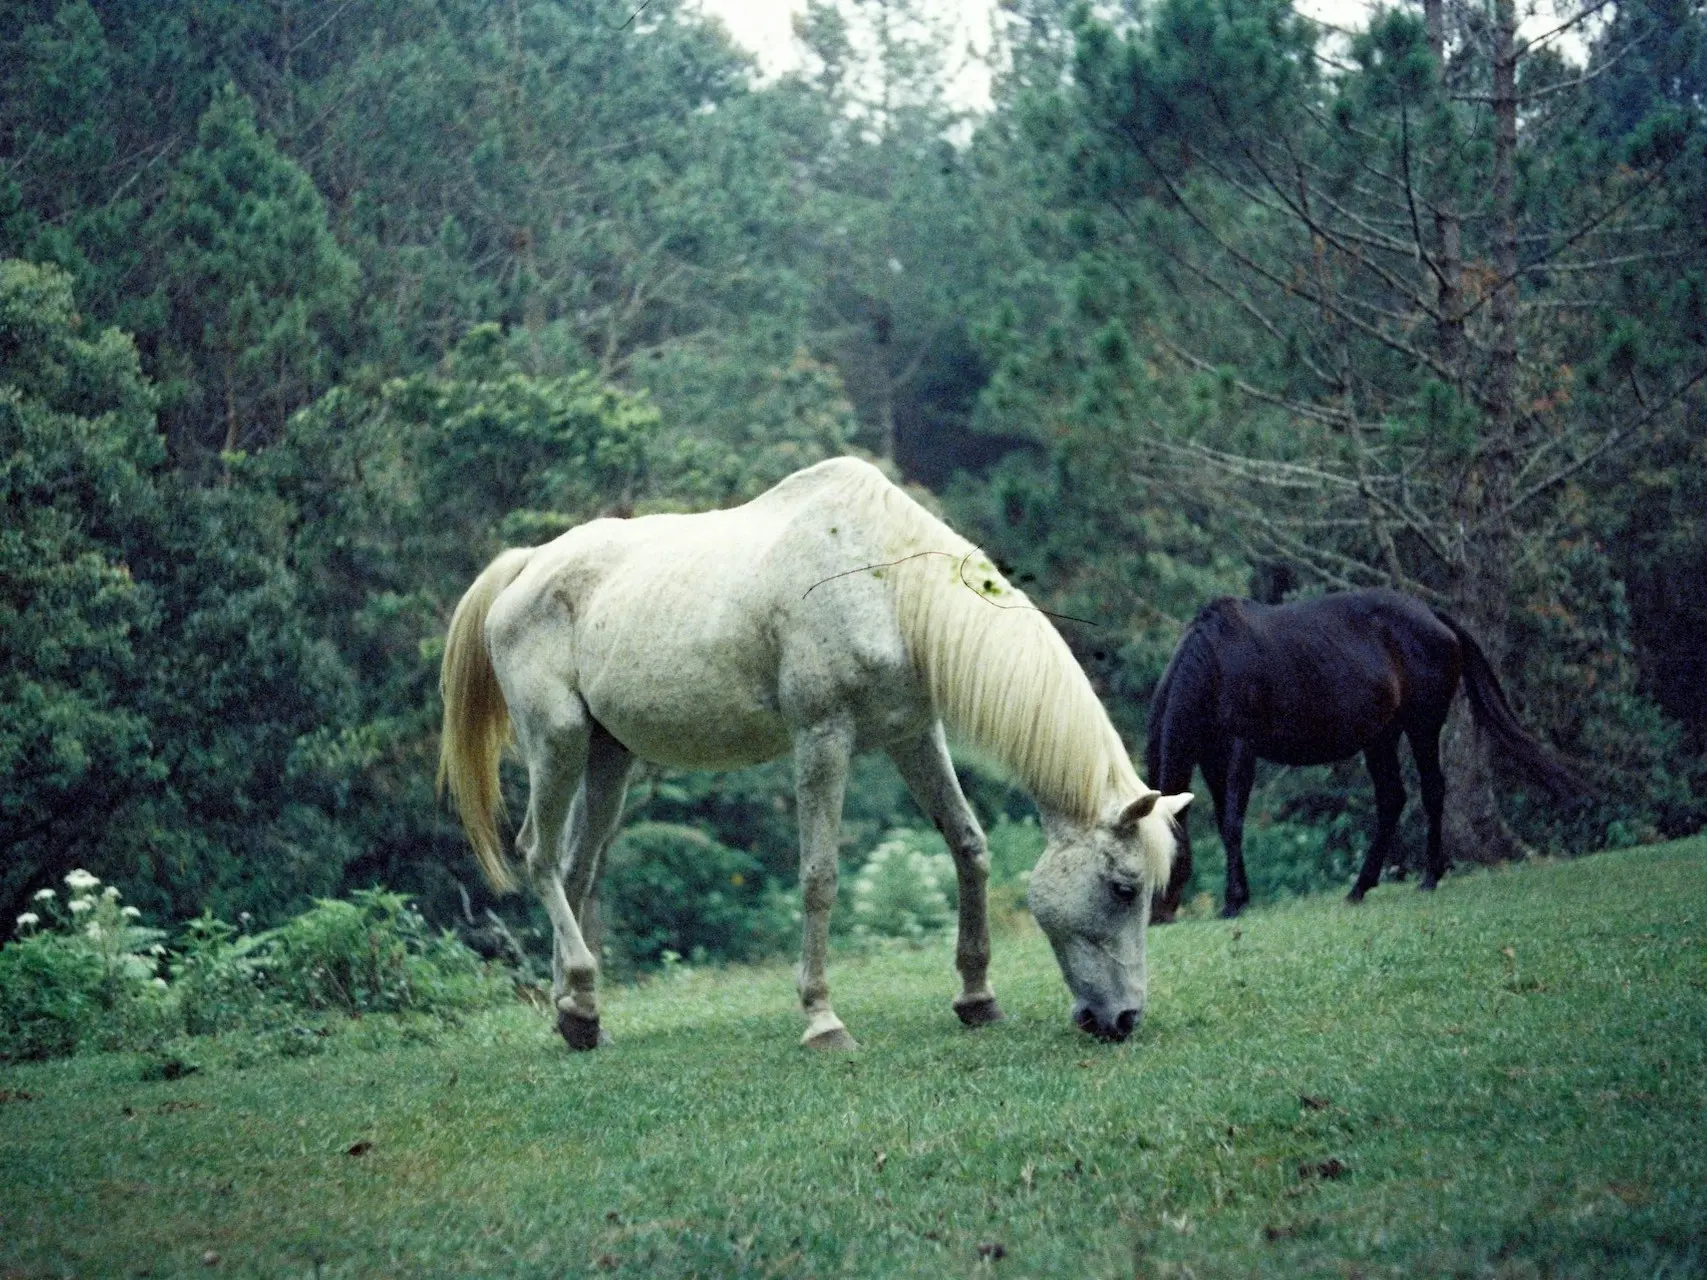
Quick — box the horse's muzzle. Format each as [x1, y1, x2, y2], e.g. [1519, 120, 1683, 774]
[1074, 1005, 1140, 1043]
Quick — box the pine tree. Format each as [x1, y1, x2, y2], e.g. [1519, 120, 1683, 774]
[141, 84, 357, 471]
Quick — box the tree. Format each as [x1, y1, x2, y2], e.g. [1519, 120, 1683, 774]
[1035, 0, 1707, 858]
[140, 84, 357, 470]
[0, 258, 362, 927]
[0, 260, 161, 921]
[787, 0, 1000, 471]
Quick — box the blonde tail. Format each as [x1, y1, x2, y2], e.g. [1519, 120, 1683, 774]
[437, 547, 535, 892]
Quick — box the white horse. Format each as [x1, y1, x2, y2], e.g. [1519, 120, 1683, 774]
[439, 457, 1191, 1050]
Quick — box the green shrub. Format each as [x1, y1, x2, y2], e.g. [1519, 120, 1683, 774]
[849, 829, 956, 944]
[252, 888, 496, 1018]
[1, 871, 170, 1060]
[168, 912, 269, 1035]
[0, 933, 106, 1060]
[602, 822, 797, 971]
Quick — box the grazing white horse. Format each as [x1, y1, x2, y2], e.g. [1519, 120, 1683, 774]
[439, 457, 1190, 1050]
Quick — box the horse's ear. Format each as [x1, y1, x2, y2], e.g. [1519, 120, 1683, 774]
[1113, 791, 1162, 835]
[1156, 792, 1193, 823]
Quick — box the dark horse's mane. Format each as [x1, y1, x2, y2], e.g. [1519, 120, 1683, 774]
[1145, 598, 1249, 791]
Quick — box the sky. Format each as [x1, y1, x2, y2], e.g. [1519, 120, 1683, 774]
[691, 0, 1378, 98]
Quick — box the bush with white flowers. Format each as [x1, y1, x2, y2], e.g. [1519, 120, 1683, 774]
[849, 830, 958, 945]
[3, 876, 505, 1061]
[1, 871, 170, 1060]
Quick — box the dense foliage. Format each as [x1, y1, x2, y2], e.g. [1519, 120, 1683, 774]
[1, 869, 500, 1061]
[4, 0, 1705, 964]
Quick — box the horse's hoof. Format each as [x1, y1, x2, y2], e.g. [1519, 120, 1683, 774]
[1346, 888, 1367, 904]
[557, 1008, 604, 1051]
[1220, 903, 1245, 919]
[803, 1026, 859, 1052]
[954, 996, 1005, 1028]
[1150, 908, 1177, 926]
[1418, 877, 1439, 893]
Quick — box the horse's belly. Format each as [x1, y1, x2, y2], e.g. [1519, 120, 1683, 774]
[593, 699, 792, 770]
[578, 637, 793, 769]
[1253, 700, 1400, 766]
[1260, 736, 1369, 767]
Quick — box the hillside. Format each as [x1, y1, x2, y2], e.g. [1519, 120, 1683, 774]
[2, 843, 1704, 1278]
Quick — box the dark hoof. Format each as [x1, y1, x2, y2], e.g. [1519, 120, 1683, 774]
[954, 997, 1006, 1028]
[1219, 902, 1245, 919]
[1150, 908, 1177, 926]
[557, 1008, 603, 1051]
[1418, 877, 1439, 892]
[804, 1026, 859, 1052]
[1346, 887, 1368, 904]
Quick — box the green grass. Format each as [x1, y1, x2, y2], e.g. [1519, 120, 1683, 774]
[3, 842, 1705, 1279]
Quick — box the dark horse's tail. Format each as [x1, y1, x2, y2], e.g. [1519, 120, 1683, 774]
[1431, 609, 1583, 801]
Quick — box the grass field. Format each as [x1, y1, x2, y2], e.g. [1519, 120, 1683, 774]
[3, 841, 1705, 1279]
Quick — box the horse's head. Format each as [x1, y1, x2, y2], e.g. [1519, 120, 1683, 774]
[1028, 790, 1193, 1042]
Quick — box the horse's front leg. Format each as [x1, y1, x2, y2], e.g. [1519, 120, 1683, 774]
[1219, 739, 1257, 918]
[1150, 759, 1197, 924]
[889, 726, 1002, 1028]
[794, 718, 858, 1050]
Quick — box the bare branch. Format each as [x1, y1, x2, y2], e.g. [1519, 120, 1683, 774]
[1508, 362, 1707, 515]
[1149, 334, 1354, 427]
[1110, 122, 1457, 381]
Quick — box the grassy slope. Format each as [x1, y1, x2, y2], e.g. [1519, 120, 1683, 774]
[2, 842, 1704, 1279]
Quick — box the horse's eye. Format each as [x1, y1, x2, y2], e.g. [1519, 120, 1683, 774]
[1109, 880, 1138, 906]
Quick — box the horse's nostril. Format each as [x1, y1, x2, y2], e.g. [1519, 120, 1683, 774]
[1073, 1007, 1098, 1033]
[1115, 1008, 1139, 1037]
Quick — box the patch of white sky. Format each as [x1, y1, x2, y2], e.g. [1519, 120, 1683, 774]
[688, 0, 1588, 112]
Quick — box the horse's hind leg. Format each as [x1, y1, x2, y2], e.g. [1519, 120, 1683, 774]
[1349, 733, 1406, 902]
[558, 722, 634, 977]
[794, 717, 858, 1050]
[511, 689, 603, 1049]
[889, 725, 1002, 1028]
[1409, 723, 1448, 891]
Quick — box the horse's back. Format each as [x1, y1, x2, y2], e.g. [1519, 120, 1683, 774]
[485, 458, 929, 768]
[1187, 589, 1459, 764]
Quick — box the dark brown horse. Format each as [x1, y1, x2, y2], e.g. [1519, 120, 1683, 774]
[1146, 589, 1580, 920]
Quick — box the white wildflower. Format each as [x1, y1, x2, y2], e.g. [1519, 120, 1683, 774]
[15, 912, 39, 928]
[33, 888, 55, 902]
[147, 944, 166, 956]
[69, 897, 93, 914]
[151, 977, 169, 989]
[64, 869, 100, 891]
[121, 905, 142, 919]
[85, 922, 103, 939]
[102, 885, 121, 900]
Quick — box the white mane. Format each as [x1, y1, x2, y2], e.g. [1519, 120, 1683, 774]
[826, 465, 1143, 826]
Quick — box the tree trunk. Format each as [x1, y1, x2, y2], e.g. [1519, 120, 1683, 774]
[1441, 0, 1529, 866]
